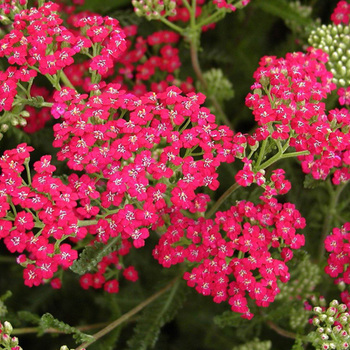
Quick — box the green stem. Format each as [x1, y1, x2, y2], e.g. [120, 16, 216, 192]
[318, 181, 348, 262]
[258, 139, 290, 170]
[205, 182, 240, 218]
[181, 0, 193, 14]
[191, 0, 197, 27]
[74, 277, 179, 350]
[280, 150, 309, 159]
[188, 36, 232, 128]
[59, 71, 76, 90]
[158, 17, 184, 34]
[254, 138, 268, 169]
[266, 320, 302, 340]
[17, 83, 31, 99]
[12, 322, 109, 336]
[24, 160, 31, 185]
[9, 199, 17, 217]
[196, 8, 226, 29]
[77, 219, 99, 227]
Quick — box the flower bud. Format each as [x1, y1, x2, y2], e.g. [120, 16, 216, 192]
[327, 307, 337, 317]
[339, 304, 348, 313]
[60, 346, 70, 350]
[3, 321, 13, 334]
[314, 306, 323, 314]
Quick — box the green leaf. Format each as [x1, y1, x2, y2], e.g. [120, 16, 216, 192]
[0, 291, 11, 317]
[254, 0, 313, 26]
[127, 279, 187, 350]
[214, 309, 263, 342]
[232, 338, 272, 350]
[214, 310, 244, 329]
[0, 290, 12, 302]
[291, 335, 305, 350]
[197, 68, 234, 104]
[70, 237, 120, 275]
[17, 311, 41, 324]
[303, 174, 323, 189]
[38, 313, 94, 344]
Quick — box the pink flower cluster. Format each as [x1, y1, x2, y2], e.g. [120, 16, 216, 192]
[80, 251, 139, 293]
[246, 48, 350, 184]
[0, 0, 26, 15]
[331, 0, 350, 25]
[325, 223, 350, 284]
[0, 144, 82, 287]
[154, 194, 306, 319]
[0, 83, 237, 291]
[0, 1, 126, 100]
[52, 83, 237, 215]
[213, 0, 250, 12]
[63, 26, 194, 96]
[338, 86, 350, 106]
[0, 143, 142, 291]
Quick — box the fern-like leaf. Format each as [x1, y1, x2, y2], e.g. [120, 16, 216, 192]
[127, 279, 187, 350]
[38, 313, 94, 344]
[254, 0, 313, 26]
[17, 310, 41, 324]
[70, 236, 120, 275]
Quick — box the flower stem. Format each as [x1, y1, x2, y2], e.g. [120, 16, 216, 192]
[188, 35, 232, 128]
[266, 320, 299, 340]
[77, 219, 99, 227]
[74, 277, 179, 350]
[196, 8, 226, 29]
[158, 17, 184, 34]
[60, 71, 76, 90]
[206, 182, 240, 218]
[318, 180, 348, 262]
[12, 322, 109, 336]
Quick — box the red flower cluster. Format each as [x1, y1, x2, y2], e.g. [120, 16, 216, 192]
[213, 0, 250, 12]
[246, 48, 350, 184]
[0, 144, 82, 287]
[2, 83, 240, 291]
[80, 251, 139, 293]
[154, 194, 306, 319]
[325, 223, 350, 284]
[64, 25, 193, 96]
[331, 0, 350, 25]
[0, 142, 142, 291]
[52, 84, 237, 218]
[0, 1, 126, 115]
[338, 86, 350, 106]
[0, 0, 26, 15]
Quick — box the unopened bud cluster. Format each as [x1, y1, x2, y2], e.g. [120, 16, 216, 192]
[276, 256, 321, 301]
[197, 68, 234, 105]
[0, 321, 22, 350]
[309, 24, 350, 86]
[232, 338, 271, 350]
[309, 300, 350, 350]
[132, 0, 176, 20]
[0, 110, 28, 141]
[285, 1, 312, 35]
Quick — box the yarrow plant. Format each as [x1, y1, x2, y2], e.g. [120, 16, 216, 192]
[0, 0, 350, 349]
